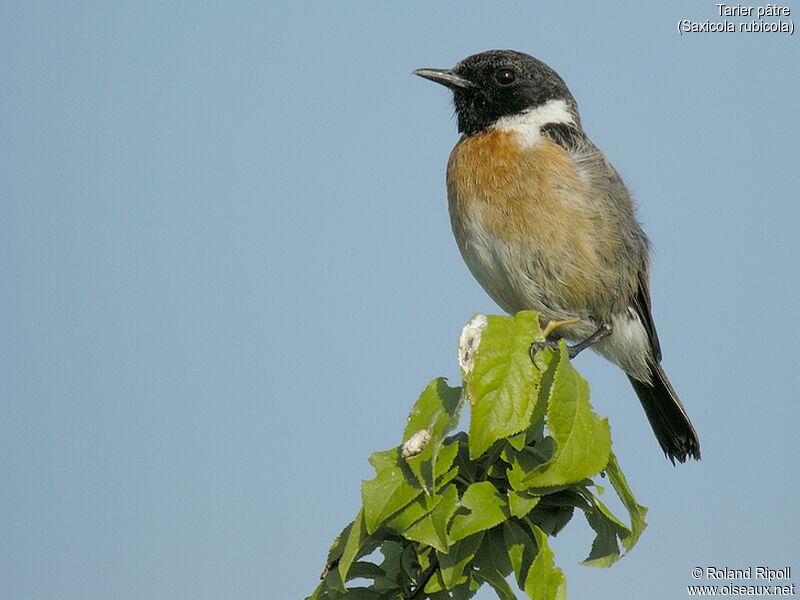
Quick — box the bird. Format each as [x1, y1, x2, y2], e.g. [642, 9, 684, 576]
[413, 50, 700, 463]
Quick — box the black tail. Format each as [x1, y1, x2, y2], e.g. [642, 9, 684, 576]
[627, 364, 701, 464]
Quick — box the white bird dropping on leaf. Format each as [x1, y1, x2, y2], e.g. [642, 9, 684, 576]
[401, 429, 431, 458]
[458, 314, 488, 375]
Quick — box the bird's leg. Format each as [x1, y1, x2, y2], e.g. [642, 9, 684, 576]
[530, 322, 612, 361]
[565, 323, 612, 358]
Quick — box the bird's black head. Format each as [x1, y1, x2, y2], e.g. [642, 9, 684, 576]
[414, 50, 578, 136]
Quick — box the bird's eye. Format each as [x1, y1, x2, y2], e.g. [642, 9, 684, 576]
[494, 68, 516, 85]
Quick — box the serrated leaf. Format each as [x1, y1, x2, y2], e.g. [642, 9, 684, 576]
[403, 484, 459, 553]
[403, 378, 463, 492]
[322, 566, 346, 594]
[453, 434, 480, 484]
[520, 344, 611, 488]
[524, 525, 566, 600]
[346, 561, 386, 582]
[324, 520, 352, 570]
[580, 491, 628, 568]
[507, 431, 527, 451]
[338, 509, 367, 581]
[528, 502, 575, 538]
[437, 532, 484, 589]
[466, 312, 544, 459]
[400, 542, 420, 582]
[432, 575, 481, 600]
[487, 462, 508, 479]
[509, 491, 540, 519]
[506, 441, 554, 491]
[503, 519, 536, 589]
[536, 488, 591, 510]
[606, 452, 648, 552]
[436, 467, 459, 491]
[305, 581, 328, 600]
[372, 541, 403, 591]
[449, 481, 509, 542]
[474, 571, 517, 600]
[362, 448, 422, 533]
[425, 573, 446, 595]
[386, 494, 434, 534]
[387, 485, 457, 541]
[435, 439, 460, 485]
[474, 526, 513, 581]
[527, 490, 587, 537]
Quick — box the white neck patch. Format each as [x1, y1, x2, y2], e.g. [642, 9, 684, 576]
[492, 98, 574, 148]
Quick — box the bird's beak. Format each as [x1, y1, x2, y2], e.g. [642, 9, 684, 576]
[413, 68, 475, 90]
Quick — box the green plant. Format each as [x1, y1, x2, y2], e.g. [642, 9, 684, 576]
[307, 311, 647, 600]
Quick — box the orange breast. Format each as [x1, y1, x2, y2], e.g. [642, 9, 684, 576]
[446, 129, 617, 315]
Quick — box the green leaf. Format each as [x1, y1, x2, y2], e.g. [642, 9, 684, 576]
[509, 491, 540, 519]
[425, 573, 445, 595]
[322, 568, 345, 595]
[505, 441, 554, 491]
[503, 519, 536, 590]
[319, 527, 349, 594]
[527, 491, 581, 537]
[519, 343, 611, 488]
[449, 481, 509, 542]
[474, 525, 513, 581]
[372, 541, 403, 592]
[386, 494, 433, 534]
[324, 520, 352, 572]
[305, 581, 327, 600]
[327, 588, 385, 600]
[435, 467, 459, 491]
[403, 484, 459, 553]
[346, 561, 386, 582]
[530, 506, 574, 538]
[387, 484, 453, 541]
[438, 532, 485, 589]
[338, 509, 367, 581]
[402, 378, 463, 492]
[605, 452, 648, 552]
[579, 491, 629, 568]
[524, 525, 566, 600]
[507, 431, 527, 451]
[452, 434, 480, 484]
[431, 576, 481, 600]
[466, 312, 544, 459]
[434, 438, 460, 487]
[362, 448, 422, 533]
[474, 570, 517, 600]
[400, 542, 420, 583]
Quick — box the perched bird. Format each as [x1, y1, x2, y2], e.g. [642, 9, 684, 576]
[414, 50, 700, 463]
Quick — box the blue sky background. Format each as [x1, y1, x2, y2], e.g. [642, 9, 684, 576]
[2, 2, 798, 599]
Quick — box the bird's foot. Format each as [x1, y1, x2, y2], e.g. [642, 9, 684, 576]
[530, 323, 612, 362]
[529, 338, 561, 362]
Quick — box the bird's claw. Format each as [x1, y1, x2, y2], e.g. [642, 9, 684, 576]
[529, 339, 560, 361]
[530, 323, 612, 362]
